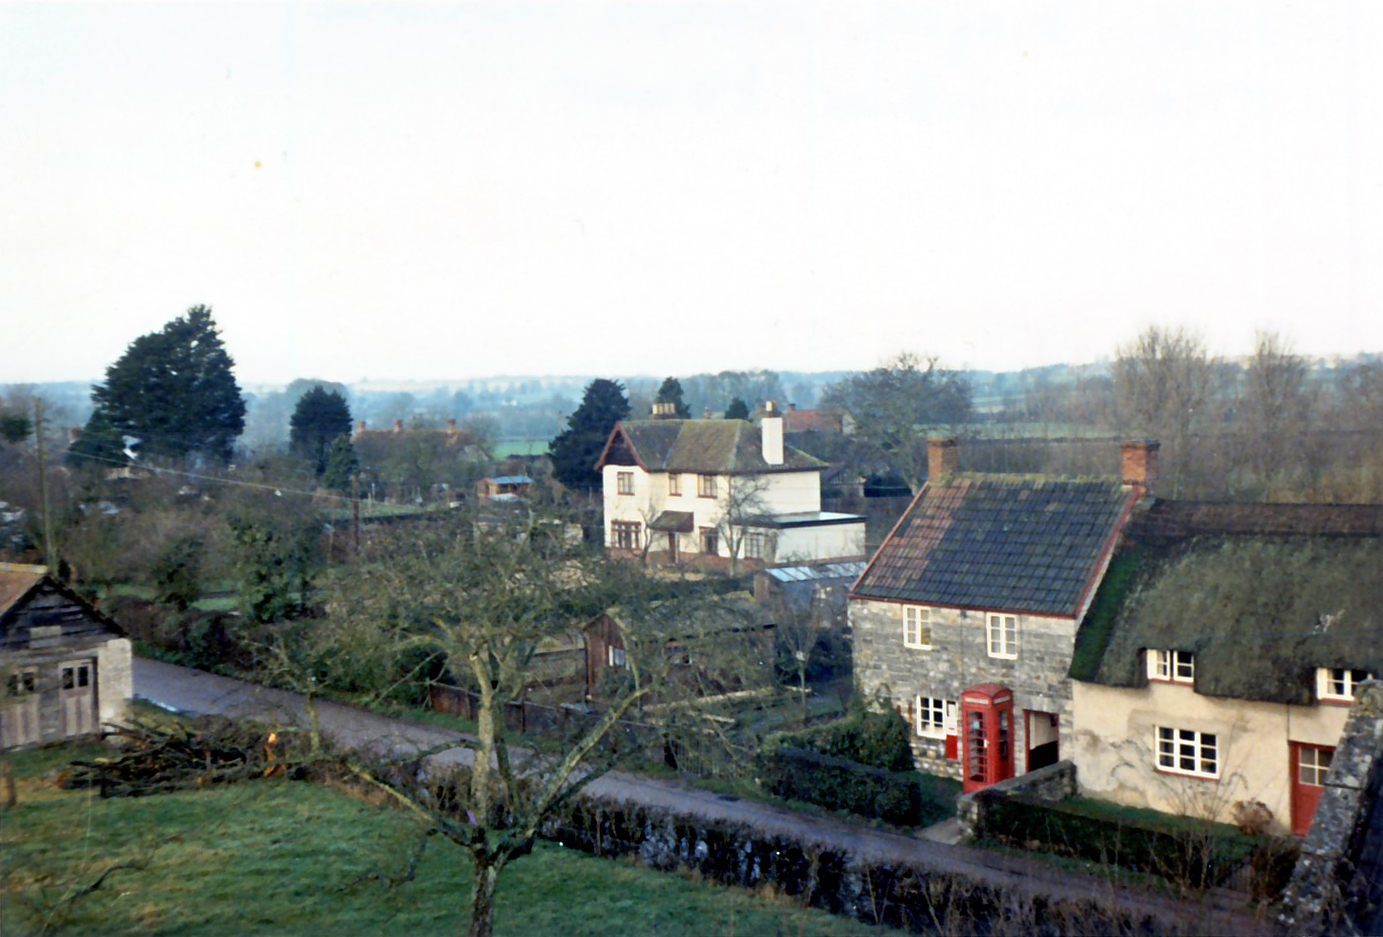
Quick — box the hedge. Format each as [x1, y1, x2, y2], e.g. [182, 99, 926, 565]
[757, 746, 924, 826]
[975, 793, 1256, 887]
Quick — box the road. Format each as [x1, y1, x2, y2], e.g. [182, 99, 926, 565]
[133, 657, 1274, 935]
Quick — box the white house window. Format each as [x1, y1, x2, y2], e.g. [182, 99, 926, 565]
[610, 521, 641, 550]
[697, 474, 717, 498]
[1318, 667, 1375, 702]
[745, 531, 770, 560]
[607, 646, 627, 668]
[1148, 650, 1195, 684]
[668, 474, 682, 497]
[1156, 726, 1219, 778]
[700, 527, 719, 555]
[617, 471, 635, 496]
[987, 613, 1017, 659]
[902, 606, 931, 649]
[915, 696, 955, 738]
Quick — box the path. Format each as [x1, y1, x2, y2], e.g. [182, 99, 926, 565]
[133, 658, 1274, 935]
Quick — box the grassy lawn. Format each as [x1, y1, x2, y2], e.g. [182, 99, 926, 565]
[0, 744, 902, 937]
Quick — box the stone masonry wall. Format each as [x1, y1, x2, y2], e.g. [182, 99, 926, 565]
[850, 597, 1079, 779]
[956, 760, 1079, 840]
[1279, 682, 1383, 935]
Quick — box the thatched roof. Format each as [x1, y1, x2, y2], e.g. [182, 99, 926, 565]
[1072, 536, 1383, 704]
[596, 420, 825, 475]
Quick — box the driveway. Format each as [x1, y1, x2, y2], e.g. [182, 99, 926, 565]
[134, 657, 1274, 935]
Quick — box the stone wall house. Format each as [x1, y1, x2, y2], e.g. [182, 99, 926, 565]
[595, 402, 865, 569]
[1, 563, 132, 750]
[848, 438, 1149, 789]
[1067, 500, 1383, 836]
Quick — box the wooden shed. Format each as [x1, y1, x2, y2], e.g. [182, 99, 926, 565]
[1, 563, 132, 750]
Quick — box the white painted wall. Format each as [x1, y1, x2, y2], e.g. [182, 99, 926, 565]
[97, 637, 133, 727]
[774, 521, 865, 563]
[1070, 678, 1350, 833]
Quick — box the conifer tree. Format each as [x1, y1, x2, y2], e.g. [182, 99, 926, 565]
[549, 379, 630, 493]
[290, 385, 353, 475]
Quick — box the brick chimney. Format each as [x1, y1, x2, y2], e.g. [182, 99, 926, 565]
[761, 401, 784, 465]
[68, 426, 81, 444]
[447, 418, 457, 433]
[651, 401, 677, 420]
[1121, 440, 1160, 497]
[928, 437, 958, 482]
[356, 420, 366, 435]
[393, 419, 404, 433]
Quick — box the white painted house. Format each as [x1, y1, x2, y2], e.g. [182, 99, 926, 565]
[594, 403, 865, 569]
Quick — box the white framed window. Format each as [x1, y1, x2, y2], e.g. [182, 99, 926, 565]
[1318, 667, 1375, 702]
[902, 606, 932, 649]
[745, 531, 771, 560]
[1156, 726, 1219, 779]
[608, 646, 627, 668]
[617, 471, 635, 495]
[987, 613, 1017, 659]
[697, 474, 717, 498]
[1298, 746, 1333, 787]
[1148, 649, 1195, 684]
[667, 474, 682, 497]
[915, 696, 956, 738]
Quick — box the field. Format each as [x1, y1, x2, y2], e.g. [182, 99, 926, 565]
[0, 744, 903, 937]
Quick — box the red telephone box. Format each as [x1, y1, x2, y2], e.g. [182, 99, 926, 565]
[961, 683, 1015, 794]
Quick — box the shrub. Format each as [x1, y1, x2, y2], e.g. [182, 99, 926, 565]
[770, 707, 913, 772]
[757, 746, 923, 826]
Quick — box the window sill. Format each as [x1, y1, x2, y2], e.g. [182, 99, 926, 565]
[1154, 766, 1220, 782]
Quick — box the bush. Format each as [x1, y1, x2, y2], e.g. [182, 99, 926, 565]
[770, 707, 913, 772]
[976, 794, 1257, 888]
[757, 746, 923, 826]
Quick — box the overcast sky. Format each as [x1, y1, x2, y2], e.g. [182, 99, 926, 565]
[3, 2, 1380, 386]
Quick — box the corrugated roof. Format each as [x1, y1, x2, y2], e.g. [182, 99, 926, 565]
[851, 476, 1135, 616]
[599, 420, 825, 474]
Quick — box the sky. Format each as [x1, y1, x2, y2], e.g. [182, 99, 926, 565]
[3, 1, 1381, 386]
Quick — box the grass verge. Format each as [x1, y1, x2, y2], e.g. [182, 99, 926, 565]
[0, 743, 903, 937]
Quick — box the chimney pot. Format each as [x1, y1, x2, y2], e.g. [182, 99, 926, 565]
[356, 420, 366, 435]
[652, 401, 676, 420]
[1121, 440, 1160, 496]
[927, 437, 959, 482]
[447, 418, 457, 433]
[393, 419, 404, 433]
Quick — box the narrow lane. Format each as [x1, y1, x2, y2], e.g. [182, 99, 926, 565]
[133, 657, 1272, 935]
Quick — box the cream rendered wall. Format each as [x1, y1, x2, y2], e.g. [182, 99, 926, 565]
[1070, 679, 1351, 833]
[775, 522, 865, 562]
[96, 637, 133, 727]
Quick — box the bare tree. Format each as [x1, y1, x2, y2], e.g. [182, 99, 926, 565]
[1239, 331, 1311, 491]
[821, 352, 973, 493]
[715, 474, 774, 577]
[1112, 327, 1218, 498]
[278, 507, 680, 937]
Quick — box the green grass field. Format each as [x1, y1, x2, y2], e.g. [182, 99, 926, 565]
[0, 744, 902, 937]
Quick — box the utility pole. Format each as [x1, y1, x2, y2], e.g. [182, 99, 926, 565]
[33, 398, 57, 571]
[351, 473, 361, 552]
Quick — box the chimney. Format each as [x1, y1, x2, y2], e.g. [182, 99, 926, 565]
[447, 418, 457, 433]
[761, 401, 783, 465]
[356, 420, 366, 436]
[703, 407, 712, 419]
[1121, 440, 1160, 497]
[651, 401, 677, 420]
[788, 402, 797, 411]
[927, 437, 958, 482]
[393, 419, 404, 433]
[68, 426, 81, 444]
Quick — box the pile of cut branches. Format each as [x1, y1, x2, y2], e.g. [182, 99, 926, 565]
[64, 716, 318, 797]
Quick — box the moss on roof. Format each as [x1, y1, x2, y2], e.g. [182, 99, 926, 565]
[613, 420, 825, 474]
[1076, 537, 1383, 704]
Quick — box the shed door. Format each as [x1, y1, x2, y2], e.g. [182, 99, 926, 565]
[1291, 743, 1334, 836]
[59, 659, 98, 738]
[2, 668, 41, 748]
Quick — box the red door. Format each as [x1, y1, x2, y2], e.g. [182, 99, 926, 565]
[960, 684, 1015, 793]
[1291, 743, 1334, 836]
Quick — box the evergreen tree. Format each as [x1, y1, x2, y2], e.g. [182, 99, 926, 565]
[655, 376, 691, 418]
[322, 435, 360, 493]
[65, 408, 127, 470]
[290, 385, 353, 475]
[724, 397, 750, 421]
[89, 305, 246, 464]
[0, 412, 32, 445]
[549, 379, 630, 493]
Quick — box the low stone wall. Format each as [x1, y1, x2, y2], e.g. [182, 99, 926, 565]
[1279, 683, 1383, 935]
[956, 760, 1078, 841]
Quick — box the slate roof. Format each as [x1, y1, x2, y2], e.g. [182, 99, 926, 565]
[1072, 503, 1383, 705]
[851, 476, 1136, 617]
[596, 420, 826, 474]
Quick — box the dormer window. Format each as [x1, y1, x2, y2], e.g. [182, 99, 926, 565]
[1318, 667, 1375, 703]
[1148, 649, 1194, 684]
